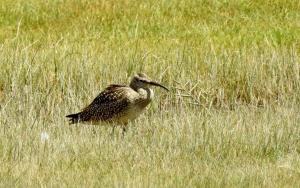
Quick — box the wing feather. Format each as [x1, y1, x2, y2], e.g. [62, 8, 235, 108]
[79, 84, 130, 122]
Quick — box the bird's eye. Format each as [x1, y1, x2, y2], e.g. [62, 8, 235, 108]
[139, 79, 147, 83]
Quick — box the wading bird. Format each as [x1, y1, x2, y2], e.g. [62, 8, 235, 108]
[66, 73, 168, 133]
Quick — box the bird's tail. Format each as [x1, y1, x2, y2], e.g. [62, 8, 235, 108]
[66, 113, 81, 124]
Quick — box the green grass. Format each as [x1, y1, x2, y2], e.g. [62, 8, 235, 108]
[1, 0, 300, 187]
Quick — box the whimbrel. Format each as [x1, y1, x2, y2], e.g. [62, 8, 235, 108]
[66, 73, 168, 132]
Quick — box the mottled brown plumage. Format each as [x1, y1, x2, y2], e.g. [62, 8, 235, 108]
[66, 73, 168, 127]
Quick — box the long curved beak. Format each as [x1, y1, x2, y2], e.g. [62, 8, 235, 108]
[147, 81, 169, 91]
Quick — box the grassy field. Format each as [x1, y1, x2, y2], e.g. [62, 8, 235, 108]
[1, 0, 300, 187]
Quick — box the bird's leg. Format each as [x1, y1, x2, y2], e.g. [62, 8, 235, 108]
[122, 127, 126, 136]
[122, 123, 128, 137]
[110, 125, 116, 136]
[92, 127, 96, 135]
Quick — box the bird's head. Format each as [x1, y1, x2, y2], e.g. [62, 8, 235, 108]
[130, 73, 169, 92]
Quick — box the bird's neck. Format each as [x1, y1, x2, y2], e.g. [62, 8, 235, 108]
[136, 88, 154, 108]
[137, 88, 153, 99]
